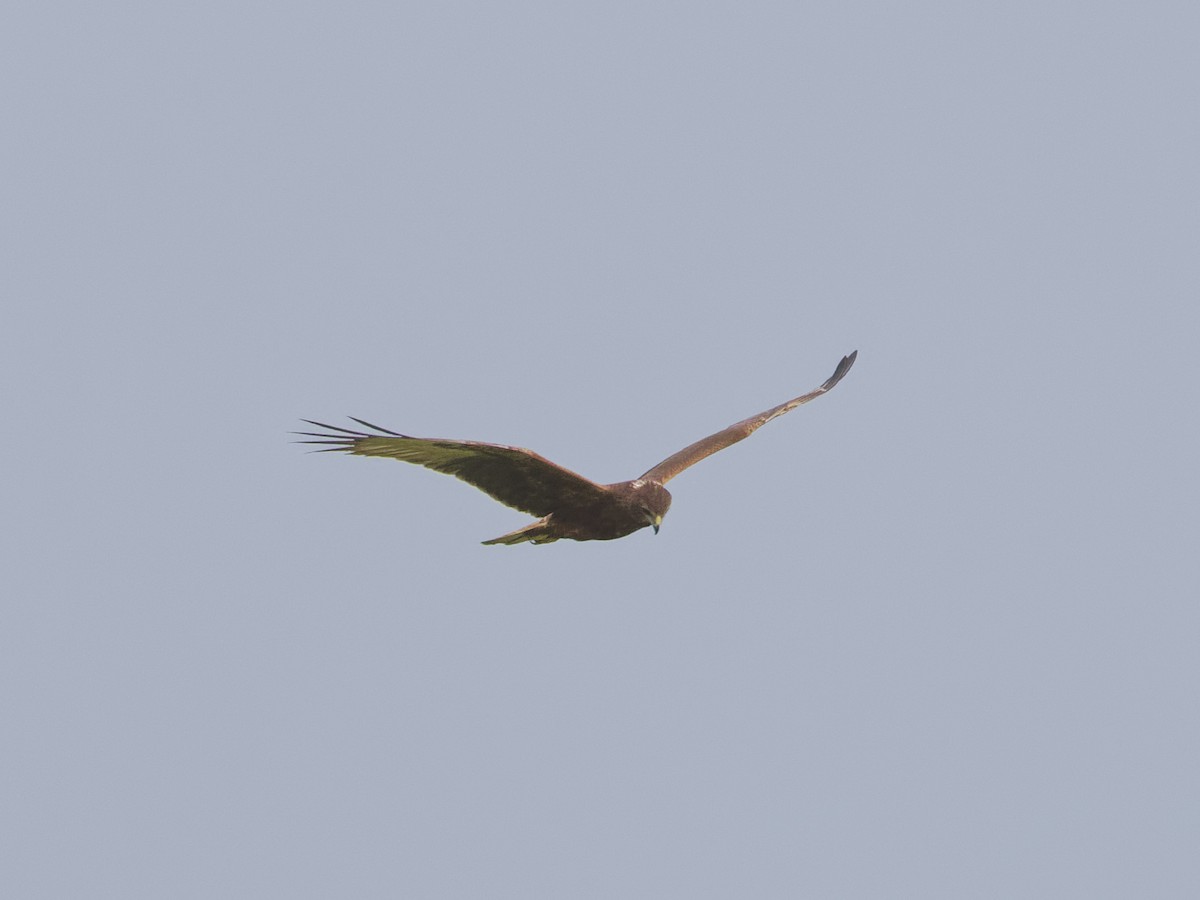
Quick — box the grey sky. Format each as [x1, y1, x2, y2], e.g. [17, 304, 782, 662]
[4, 3, 1198, 897]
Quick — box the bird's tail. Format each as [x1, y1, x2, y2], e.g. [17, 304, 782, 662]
[481, 519, 559, 546]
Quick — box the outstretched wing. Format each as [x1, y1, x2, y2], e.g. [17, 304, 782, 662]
[639, 351, 857, 485]
[296, 418, 610, 516]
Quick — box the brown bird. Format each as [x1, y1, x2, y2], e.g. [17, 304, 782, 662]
[298, 351, 856, 545]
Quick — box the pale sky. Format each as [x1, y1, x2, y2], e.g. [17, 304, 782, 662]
[4, 3, 1198, 897]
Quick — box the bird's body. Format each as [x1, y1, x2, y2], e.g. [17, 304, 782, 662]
[481, 479, 672, 545]
[298, 351, 855, 545]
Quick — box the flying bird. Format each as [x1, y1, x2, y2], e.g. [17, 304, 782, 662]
[297, 351, 856, 545]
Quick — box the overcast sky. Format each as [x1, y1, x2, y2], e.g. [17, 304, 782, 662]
[4, 3, 1198, 897]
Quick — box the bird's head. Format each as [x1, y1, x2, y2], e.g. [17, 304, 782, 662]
[627, 479, 672, 534]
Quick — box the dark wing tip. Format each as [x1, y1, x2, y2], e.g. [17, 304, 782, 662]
[293, 417, 410, 454]
[294, 418, 411, 438]
[823, 350, 858, 391]
[346, 417, 407, 437]
[299, 419, 367, 436]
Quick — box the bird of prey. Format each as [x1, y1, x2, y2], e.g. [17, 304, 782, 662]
[297, 351, 856, 545]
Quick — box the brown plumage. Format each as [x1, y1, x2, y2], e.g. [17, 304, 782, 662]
[297, 351, 856, 545]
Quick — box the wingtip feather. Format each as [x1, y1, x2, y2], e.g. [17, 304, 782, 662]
[823, 350, 858, 390]
[347, 417, 407, 436]
[299, 419, 367, 436]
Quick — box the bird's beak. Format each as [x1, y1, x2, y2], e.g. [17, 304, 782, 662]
[653, 514, 662, 534]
